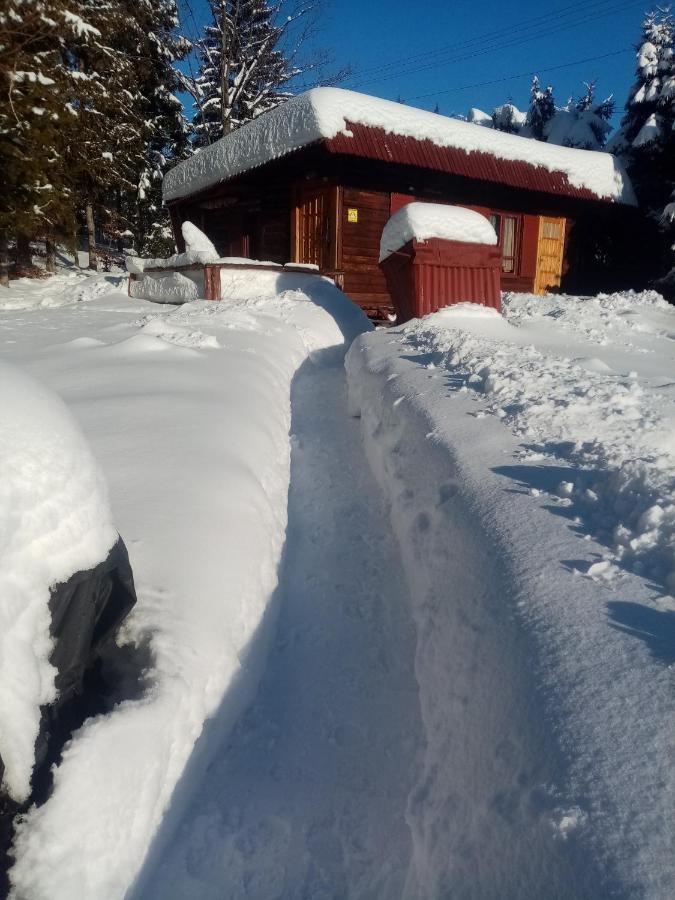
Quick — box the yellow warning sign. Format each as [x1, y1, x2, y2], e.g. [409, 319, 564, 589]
[347, 208, 359, 223]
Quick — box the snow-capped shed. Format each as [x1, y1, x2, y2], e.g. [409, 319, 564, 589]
[163, 88, 637, 318]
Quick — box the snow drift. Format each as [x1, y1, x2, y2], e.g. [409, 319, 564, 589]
[0, 362, 117, 803]
[3, 276, 369, 900]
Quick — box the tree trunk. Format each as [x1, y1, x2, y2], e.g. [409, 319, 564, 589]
[220, 1, 232, 135]
[86, 201, 98, 271]
[0, 231, 9, 287]
[16, 233, 32, 268]
[46, 234, 56, 274]
[116, 187, 123, 252]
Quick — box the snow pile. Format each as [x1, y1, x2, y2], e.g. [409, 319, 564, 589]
[379, 202, 497, 261]
[181, 221, 216, 257]
[0, 273, 126, 310]
[414, 299, 675, 591]
[126, 221, 218, 274]
[466, 107, 493, 127]
[0, 362, 117, 802]
[1, 274, 369, 899]
[162, 87, 636, 205]
[129, 270, 199, 304]
[503, 288, 672, 346]
[345, 292, 675, 897]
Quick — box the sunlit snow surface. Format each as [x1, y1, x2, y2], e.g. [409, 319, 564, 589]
[346, 292, 675, 899]
[0, 270, 368, 899]
[1, 273, 674, 899]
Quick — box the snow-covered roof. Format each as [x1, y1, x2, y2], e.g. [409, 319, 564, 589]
[163, 88, 636, 206]
[380, 203, 497, 261]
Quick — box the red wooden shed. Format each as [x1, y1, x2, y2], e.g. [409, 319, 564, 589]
[162, 88, 637, 320]
[381, 239, 502, 323]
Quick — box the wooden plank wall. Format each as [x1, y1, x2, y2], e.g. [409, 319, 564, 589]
[340, 188, 392, 316]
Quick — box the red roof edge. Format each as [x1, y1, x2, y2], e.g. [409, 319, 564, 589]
[324, 122, 617, 204]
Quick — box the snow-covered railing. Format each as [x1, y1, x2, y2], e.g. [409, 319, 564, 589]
[127, 222, 326, 303]
[128, 259, 324, 303]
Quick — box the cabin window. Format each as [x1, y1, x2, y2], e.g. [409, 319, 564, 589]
[490, 212, 521, 275]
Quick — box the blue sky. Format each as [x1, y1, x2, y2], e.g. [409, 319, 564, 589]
[178, 0, 649, 124]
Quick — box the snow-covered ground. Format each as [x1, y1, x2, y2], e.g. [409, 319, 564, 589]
[0, 271, 367, 899]
[346, 292, 675, 899]
[1, 273, 673, 898]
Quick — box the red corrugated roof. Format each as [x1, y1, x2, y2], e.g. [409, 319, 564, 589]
[325, 123, 609, 203]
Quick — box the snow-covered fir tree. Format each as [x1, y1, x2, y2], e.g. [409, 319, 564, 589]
[114, 0, 190, 256]
[610, 9, 674, 154]
[190, 0, 302, 145]
[525, 76, 555, 140]
[610, 8, 675, 297]
[1, 0, 188, 275]
[0, 0, 84, 280]
[468, 79, 614, 150]
[491, 101, 526, 134]
[546, 82, 614, 150]
[60, 0, 189, 265]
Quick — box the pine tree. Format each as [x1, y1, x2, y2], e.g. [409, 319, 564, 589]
[0, 0, 82, 281]
[114, 0, 190, 255]
[611, 9, 674, 154]
[491, 100, 525, 134]
[543, 82, 614, 150]
[525, 76, 555, 140]
[54, 0, 189, 266]
[191, 0, 303, 145]
[610, 8, 675, 296]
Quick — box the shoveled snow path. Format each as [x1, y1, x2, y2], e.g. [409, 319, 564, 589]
[132, 357, 424, 899]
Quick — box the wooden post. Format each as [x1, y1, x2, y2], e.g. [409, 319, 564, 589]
[0, 231, 9, 287]
[86, 200, 98, 271]
[204, 264, 221, 301]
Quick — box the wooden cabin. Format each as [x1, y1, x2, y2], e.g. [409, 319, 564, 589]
[163, 88, 637, 319]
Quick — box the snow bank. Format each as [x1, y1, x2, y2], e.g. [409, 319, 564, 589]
[126, 221, 218, 274]
[0, 362, 117, 802]
[163, 87, 636, 205]
[379, 202, 497, 261]
[345, 293, 675, 897]
[0, 273, 126, 310]
[3, 275, 369, 899]
[129, 271, 199, 304]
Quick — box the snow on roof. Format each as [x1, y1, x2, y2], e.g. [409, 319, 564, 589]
[163, 88, 636, 206]
[380, 202, 497, 261]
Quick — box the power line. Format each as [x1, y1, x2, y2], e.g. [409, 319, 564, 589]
[345, 0, 622, 83]
[402, 46, 632, 104]
[345, 0, 643, 90]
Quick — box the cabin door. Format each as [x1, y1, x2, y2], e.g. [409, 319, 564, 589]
[534, 216, 566, 294]
[294, 186, 332, 270]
